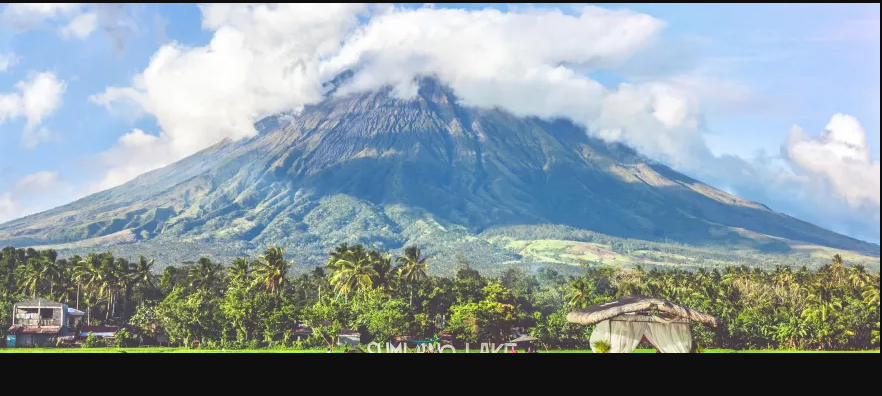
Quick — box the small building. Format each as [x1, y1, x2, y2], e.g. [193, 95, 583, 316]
[80, 326, 120, 339]
[6, 297, 85, 348]
[293, 325, 313, 341]
[567, 295, 720, 353]
[337, 329, 361, 346]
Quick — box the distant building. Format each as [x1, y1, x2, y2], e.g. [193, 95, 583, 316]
[80, 326, 119, 339]
[293, 324, 313, 341]
[6, 297, 85, 348]
[337, 329, 361, 346]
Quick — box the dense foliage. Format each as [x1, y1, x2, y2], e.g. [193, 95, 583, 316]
[1, 245, 878, 351]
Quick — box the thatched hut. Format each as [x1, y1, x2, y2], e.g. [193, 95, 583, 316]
[567, 296, 719, 353]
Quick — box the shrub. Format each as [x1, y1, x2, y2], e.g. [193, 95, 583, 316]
[592, 340, 611, 353]
[82, 332, 104, 348]
[113, 328, 131, 348]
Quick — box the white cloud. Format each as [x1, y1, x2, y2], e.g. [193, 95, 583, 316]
[94, 128, 177, 191]
[87, 3, 766, 189]
[93, 4, 682, 187]
[1, 3, 84, 31]
[0, 52, 20, 73]
[17, 71, 67, 130]
[1, 3, 135, 45]
[0, 192, 17, 223]
[12, 171, 59, 192]
[785, 114, 880, 210]
[0, 171, 70, 223]
[321, 5, 733, 170]
[0, 71, 66, 148]
[60, 10, 97, 39]
[91, 3, 369, 188]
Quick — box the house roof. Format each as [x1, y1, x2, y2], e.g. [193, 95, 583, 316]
[67, 307, 85, 316]
[81, 326, 119, 334]
[14, 297, 64, 308]
[567, 296, 720, 327]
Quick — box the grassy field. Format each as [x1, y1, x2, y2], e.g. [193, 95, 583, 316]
[1, 348, 878, 353]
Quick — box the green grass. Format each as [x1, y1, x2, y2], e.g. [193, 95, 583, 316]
[0, 347, 336, 353]
[1, 348, 877, 353]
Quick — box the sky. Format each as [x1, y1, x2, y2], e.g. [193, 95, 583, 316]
[0, 3, 879, 243]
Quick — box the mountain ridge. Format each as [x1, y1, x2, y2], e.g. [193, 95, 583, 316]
[1, 76, 878, 273]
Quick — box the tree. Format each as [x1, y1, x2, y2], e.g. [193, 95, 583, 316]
[567, 276, 592, 309]
[302, 298, 351, 349]
[227, 257, 252, 287]
[157, 288, 223, 347]
[131, 256, 156, 297]
[447, 282, 521, 343]
[17, 257, 47, 298]
[354, 289, 410, 343]
[396, 246, 429, 308]
[253, 247, 290, 295]
[369, 250, 396, 292]
[329, 247, 377, 302]
[186, 258, 224, 293]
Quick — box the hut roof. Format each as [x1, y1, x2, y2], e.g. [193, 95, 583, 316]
[567, 296, 720, 327]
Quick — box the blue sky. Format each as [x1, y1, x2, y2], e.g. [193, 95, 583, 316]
[0, 3, 879, 243]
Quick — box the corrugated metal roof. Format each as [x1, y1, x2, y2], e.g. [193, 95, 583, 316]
[14, 297, 64, 308]
[67, 307, 85, 316]
[81, 326, 119, 333]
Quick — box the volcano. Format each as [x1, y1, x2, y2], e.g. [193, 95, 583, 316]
[1, 77, 878, 273]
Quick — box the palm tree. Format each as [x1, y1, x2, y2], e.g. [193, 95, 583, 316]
[253, 247, 290, 295]
[772, 266, 793, 292]
[17, 257, 45, 298]
[369, 249, 396, 292]
[329, 248, 377, 302]
[567, 276, 591, 309]
[847, 265, 870, 289]
[326, 243, 350, 272]
[395, 246, 429, 308]
[74, 253, 123, 321]
[75, 254, 103, 321]
[830, 254, 846, 284]
[130, 256, 155, 295]
[228, 257, 252, 287]
[186, 257, 224, 292]
[862, 285, 880, 306]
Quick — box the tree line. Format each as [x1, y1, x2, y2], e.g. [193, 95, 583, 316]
[0, 245, 878, 350]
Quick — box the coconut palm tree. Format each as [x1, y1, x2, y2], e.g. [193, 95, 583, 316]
[395, 246, 429, 308]
[75, 254, 103, 321]
[847, 265, 870, 289]
[17, 257, 46, 298]
[862, 285, 880, 306]
[567, 276, 592, 309]
[369, 249, 396, 292]
[253, 247, 290, 295]
[186, 257, 224, 293]
[130, 256, 156, 295]
[326, 243, 351, 272]
[329, 248, 377, 302]
[830, 254, 846, 284]
[228, 257, 252, 287]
